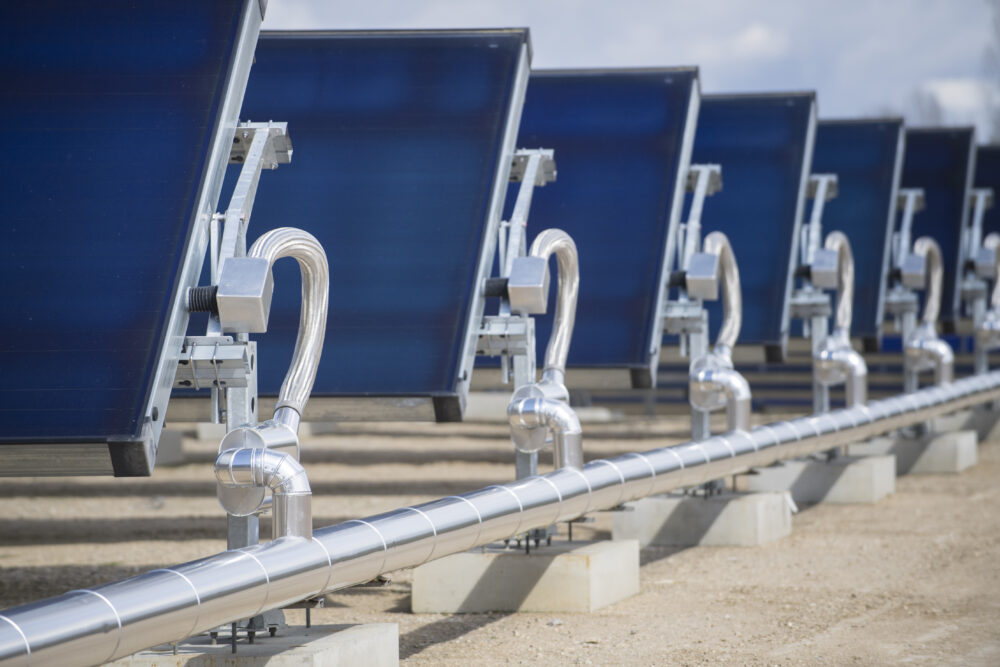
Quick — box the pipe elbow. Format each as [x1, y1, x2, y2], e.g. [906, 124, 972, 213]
[507, 395, 584, 470]
[906, 326, 954, 386]
[691, 363, 751, 433]
[215, 447, 312, 538]
[816, 342, 868, 406]
[248, 227, 329, 420]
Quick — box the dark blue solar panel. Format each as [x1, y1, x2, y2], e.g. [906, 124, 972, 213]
[693, 94, 815, 350]
[511, 69, 697, 377]
[901, 128, 974, 323]
[811, 119, 903, 341]
[975, 145, 1000, 236]
[0, 1, 248, 443]
[230, 31, 526, 404]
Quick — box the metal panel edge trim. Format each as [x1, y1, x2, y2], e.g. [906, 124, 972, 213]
[780, 97, 818, 355]
[452, 41, 532, 419]
[876, 124, 907, 342]
[140, 1, 263, 471]
[644, 75, 701, 388]
[954, 130, 978, 319]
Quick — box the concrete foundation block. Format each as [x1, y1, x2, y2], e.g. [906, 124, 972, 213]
[611, 491, 792, 547]
[113, 623, 398, 666]
[196, 422, 227, 442]
[849, 430, 977, 474]
[155, 428, 186, 467]
[933, 408, 1000, 443]
[736, 455, 895, 504]
[411, 540, 638, 613]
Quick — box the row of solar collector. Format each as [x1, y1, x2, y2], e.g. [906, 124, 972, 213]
[2, 5, 997, 475]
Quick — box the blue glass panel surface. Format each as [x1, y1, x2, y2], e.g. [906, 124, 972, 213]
[901, 128, 974, 322]
[0, 1, 246, 442]
[975, 145, 1000, 236]
[693, 94, 815, 348]
[233, 31, 525, 399]
[811, 119, 902, 341]
[511, 69, 697, 372]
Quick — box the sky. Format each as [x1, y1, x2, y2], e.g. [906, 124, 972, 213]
[262, 0, 1000, 140]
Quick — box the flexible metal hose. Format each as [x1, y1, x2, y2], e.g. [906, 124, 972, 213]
[248, 228, 329, 418]
[528, 229, 579, 378]
[703, 231, 741, 350]
[824, 231, 854, 332]
[913, 237, 942, 326]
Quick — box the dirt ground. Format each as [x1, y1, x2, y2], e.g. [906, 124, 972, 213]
[0, 414, 998, 666]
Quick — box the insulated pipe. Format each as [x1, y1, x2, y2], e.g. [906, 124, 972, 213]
[813, 231, 868, 407]
[247, 228, 329, 422]
[528, 229, 579, 385]
[508, 397, 584, 470]
[815, 339, 868, 406]
[5, 372, 1000, 666]
[905, 237, 953, 385]
[703, 231, 741, 350]
[690, 363, 751, 433]
[913, 236, 943, 326]
[824, 231, 854, 332]
[689, 231, 750, 432]
[214, 448, 312, 540]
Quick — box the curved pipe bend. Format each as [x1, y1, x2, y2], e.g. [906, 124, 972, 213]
[815, 334, 868, 407]
[812, 232, 867, 406]
[975, 234, 1000, 353]
[906, 328, 955, 386]
[690, 359, 751, 433]
[528, 229, 579, 385]
[215, 447, 312, 539]
[248, 227, 330, 425]
[905, 237, 953, 385]
[703, 231, 742, 350]
[508, 396, 584, 470]
[912, 236, 943, 325]
[824, 231, 855, 332]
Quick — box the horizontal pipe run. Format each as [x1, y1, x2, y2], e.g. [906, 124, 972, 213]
[4, 372, 1000, 665]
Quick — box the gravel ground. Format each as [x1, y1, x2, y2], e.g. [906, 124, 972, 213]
[0, 415, 997, 665]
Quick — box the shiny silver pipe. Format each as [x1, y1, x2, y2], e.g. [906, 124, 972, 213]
[824, 231, 854, 332]
[528, 229, 579, 381]
[974, 234, 1000, 372]
[508, 396, 584, 470]
[983, 233, 1000, 311]
[689, 232, 750, 432]
[690, 354, 752, 433]
[248, 228, 329, 419]
[905, 237, 953, 386]
[813, 232, 868, 406]
[215, 448, 312, 539]
[5, 372, 1000, 666]
[913, 236, 942, 326]
[815, 332, 868, 407]
[702, 231, 741, 350]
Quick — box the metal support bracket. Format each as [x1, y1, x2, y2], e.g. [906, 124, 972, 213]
[173, 336, 251, 390]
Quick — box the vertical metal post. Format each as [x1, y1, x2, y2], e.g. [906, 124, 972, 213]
[810, 315, 830, 413]
[513, 319, 538, 480]
[902, 309, 919, 393]
[688, 312, 711, 441]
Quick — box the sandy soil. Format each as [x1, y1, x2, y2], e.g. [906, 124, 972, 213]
[0, 415, 998, 665]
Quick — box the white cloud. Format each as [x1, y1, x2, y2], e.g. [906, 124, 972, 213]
[731, 23, 789, 61]
[260, 0, 996, 136]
